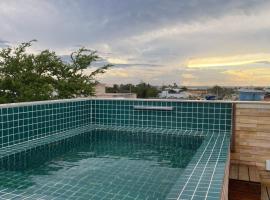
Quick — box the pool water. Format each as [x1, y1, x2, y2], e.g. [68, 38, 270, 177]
[0, 130, 203, 200]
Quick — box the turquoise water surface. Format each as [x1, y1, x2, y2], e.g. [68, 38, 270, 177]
[0, 130, 203, 200]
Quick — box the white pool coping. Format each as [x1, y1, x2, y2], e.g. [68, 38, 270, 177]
[0, 97, 269, 109]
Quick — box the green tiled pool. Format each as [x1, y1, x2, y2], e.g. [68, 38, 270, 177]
[0, 98, 232, 200]
[0, 129, 203, 199]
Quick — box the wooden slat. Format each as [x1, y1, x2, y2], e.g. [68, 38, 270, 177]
[249, 166, 260, 182]
[230, 164, 238, 179]
[232, 104, 270, 185]
[221, 159, 230, 200]
[239, 165, 249, 181]
[268, 186, 270, 200]
[261, 184, 270, 200]
[236, 108, 270, 117]
[232, 103, 270, 184]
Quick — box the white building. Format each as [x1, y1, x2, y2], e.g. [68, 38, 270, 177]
[159, 88, 195, 99]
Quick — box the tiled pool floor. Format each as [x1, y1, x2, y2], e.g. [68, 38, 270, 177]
[0, 129, 203, 200]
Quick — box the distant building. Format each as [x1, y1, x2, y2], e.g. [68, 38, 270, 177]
[238, 89, 265, 101]
[187, 86, 208, 96]
[159, 88, 195, 99]
[264, 94, 270, 101]
[264, 89, 270, 101]
[96, 93, 137, 98]
[205, 95, 216, 100]
[94, 83, 137, 99]
[95, 83, 106, 96]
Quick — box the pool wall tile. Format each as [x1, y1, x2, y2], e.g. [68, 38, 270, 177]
[0, 99, 92, 148]
[0, 99, 233, 148]
[92, 99, 232, 132]
[0, 98, 233, 200]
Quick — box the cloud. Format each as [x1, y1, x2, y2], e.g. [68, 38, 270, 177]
[186, 53, 270, 68]
[127, 6, 270, 45]
[1, 0, 270, 86]
[0, 39, 10, 47]
[106, 57, 129, 65]
[223, 67, 270, 85]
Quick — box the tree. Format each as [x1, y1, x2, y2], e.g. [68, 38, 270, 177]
[0, 40, 111, 103]
[134, 82, 159, 98]
[208, 85, 235, 99]
[105, 82, 159, 98]
[180, 86, 188, 91]
[106, 84, 119, 93]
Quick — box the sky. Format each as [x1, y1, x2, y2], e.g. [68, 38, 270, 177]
[0, 0, 270, 86]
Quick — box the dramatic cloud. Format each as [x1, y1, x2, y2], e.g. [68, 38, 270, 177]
[0, 0, 270, 86]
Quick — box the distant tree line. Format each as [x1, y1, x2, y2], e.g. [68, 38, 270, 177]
[106, 82, 159, 98]
[208, 85, 235, 99]
[106, 83, 238, 99]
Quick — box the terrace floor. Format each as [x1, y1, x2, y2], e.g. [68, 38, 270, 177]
[229, 179, 261, 200]
[229, 164, 260, 182]
[229, 163, 270, 200]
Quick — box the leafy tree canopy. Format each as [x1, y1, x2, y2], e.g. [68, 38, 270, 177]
[106, 82, 159, 98]
[0, 40, 111, 103]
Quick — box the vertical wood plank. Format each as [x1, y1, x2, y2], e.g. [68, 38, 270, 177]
[239, 165, 249, 181]
[229, 164, 239, 179]
[261, 185, 270, 200]
[267, 186, 270, 200]
[249, 166, 260, 182]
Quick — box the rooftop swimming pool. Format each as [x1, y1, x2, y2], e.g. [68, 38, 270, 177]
[0, 99, 232, 200]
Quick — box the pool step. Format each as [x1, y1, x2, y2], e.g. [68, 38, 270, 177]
[0, 124, 95, 159]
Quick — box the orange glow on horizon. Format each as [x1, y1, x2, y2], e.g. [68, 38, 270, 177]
[187, 54, 270, 68]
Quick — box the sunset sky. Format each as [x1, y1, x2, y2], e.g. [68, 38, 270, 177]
[0, 0, 270, 86]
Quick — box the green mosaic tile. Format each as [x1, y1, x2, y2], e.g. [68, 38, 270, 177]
[0, 99, 233, 199]
[92, 99, 232, 132]
[0, 129, 203, 199]
[0, 100, 92, 148]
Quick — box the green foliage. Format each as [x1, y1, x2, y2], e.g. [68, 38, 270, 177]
[180, 86, 188, 91]
[0, 40, 111, 103]
[134, 82, 159, 98]
[106, 82, 159, 98]
[208, 85, 235, 99]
